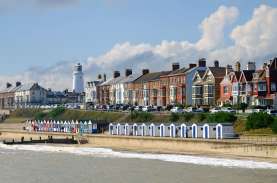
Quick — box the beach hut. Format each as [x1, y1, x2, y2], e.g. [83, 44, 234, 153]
[88, 121, 93, 134]
[116, 123, 122, 135]
[191, 123, 198, 138]
[215, 123, 235, 139]
[133, 123, 138, 136]
[159, 124, 165, 137]
[141, 123, 147, 136]
[109, 123, 114, 135]
[124, 123, 132, 136]
[63, 121, 67, 133]
[149, 123, 156, 137]
[202, 123, 210, 139]
[180, 124, 187, 138]
[169, 123, 176, 138]
[92, 122, 98, 133]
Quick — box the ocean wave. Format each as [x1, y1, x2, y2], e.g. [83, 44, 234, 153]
[0, 143, 276, 169]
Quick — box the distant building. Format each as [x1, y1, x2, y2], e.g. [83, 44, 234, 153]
[85, 74, 105, 105]
[14, 83, 48, 108]
[0, 82, 22, 109]
[72, 63, 84, 93]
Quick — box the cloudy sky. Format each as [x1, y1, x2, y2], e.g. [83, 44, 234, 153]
[0, 0, 277, 90]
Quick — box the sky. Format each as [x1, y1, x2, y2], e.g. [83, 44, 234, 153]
[0, 0, 277, 90]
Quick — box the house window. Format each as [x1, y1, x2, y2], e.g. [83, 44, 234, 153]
[223, 86, 228, 94]
[271, 83, 276, 92]
[258, 82, 266, 92]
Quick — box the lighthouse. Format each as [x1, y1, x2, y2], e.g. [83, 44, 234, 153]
[72, 63, 84, 93]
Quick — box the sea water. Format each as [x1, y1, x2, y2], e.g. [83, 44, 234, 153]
[0, 143, 276, 183]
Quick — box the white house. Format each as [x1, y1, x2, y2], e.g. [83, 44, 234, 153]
[14, 83, 47, 108]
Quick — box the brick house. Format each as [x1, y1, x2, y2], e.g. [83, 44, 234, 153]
[132, 70, 170, 106]
[218, 65, 239, 106]
[160, 63, 192, 106]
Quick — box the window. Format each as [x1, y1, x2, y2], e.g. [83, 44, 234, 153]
[223, 86, 228, 94]
[271, 82, 276, 92]
[258, 82, 266, 92]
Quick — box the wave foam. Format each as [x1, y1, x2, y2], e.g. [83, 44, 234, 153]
[0, 143, 276, 169]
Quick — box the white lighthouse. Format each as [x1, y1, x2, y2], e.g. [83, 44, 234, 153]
[72, 63, 84, 93]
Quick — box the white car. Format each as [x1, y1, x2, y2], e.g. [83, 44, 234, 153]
[221, 107, 236, 113]
[267, 109, 277, 116]
[142, 106, 152, 112]
[210, 107, 222, 113]
[170, 107, 184, 113]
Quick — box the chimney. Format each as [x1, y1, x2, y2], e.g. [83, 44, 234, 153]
[189, 64, 197, 69]
[113, 71, 120, 78]
[227, 64, 233, 70]
[6, 82, 12, 88]
[214, 60, 219, 67]
[246, 61, 256, 70]
[198, 58, 206, 67]
[142, 69, 150, 75]
[125, 69, 132, 77]
[226, 65, 233, 75]
[235, 61, 241, 72]
[172, 63, 180, 71]
[16, 81, 21, 87]
[97, 74, 102, 80]
[103, 74, 107, 81]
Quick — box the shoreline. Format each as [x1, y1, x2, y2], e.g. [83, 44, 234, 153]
[0, 130, 277, 164]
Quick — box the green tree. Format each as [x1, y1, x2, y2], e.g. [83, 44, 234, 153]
[246, 112, 274, 130]
[207, 112, 237, 123]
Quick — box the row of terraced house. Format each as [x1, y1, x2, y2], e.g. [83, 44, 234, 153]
[85, 57, 277, 108]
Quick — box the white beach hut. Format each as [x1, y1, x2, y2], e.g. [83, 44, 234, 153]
[88, 121, 92, 134]
[133, 123, 138, 136]
[109, 123, 114, 135]
[149, 123, 156, 137]
[124, 123, 132, 136]
[141, 123, 147, 136]
[180, 124, 187, 138]
[191, 123, 198, 138]
[116, 123, 121, 135]
[202, 123, 210, 139]
[169, 123, 176, 138]
[159, 124, 165, 137]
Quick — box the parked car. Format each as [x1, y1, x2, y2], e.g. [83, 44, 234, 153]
[194, 107, 204, 113]
[153, 106, 163, 111]
[221, 107, 236, 113]
[142, 106, 153, 112]
[170, 107, 184, 113]
[128, 106, 135, 111]
[121, 104, 130, 111]
[267, 109, 277, 116]
[134, 106, 143, 111]
[184, 107, 197, 113]
[210, 107, 222, 113]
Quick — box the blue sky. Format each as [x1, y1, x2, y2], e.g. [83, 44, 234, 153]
[1, 0, 277, 90]
[1, 0, 276, 75]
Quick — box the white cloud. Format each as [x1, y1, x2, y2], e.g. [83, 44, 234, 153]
[1, 4, 277, 90]
[196, 6, 239, 50]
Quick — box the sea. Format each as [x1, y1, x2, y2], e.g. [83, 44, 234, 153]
[0, 143, 276, 183]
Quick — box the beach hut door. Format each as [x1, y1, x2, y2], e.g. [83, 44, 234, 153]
[181, 126, 186, 138]
[151, 126, 154, 136]
[161, 126, 164, 137]
[204, 126, 208, 139]
[217, 126, 222, 139]
[192, 126, 196, 138]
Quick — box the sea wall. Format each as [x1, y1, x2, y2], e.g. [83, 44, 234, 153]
[0, 131, 277, 160]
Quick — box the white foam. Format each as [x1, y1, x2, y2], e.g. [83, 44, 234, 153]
[0, 143, 276, 169]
